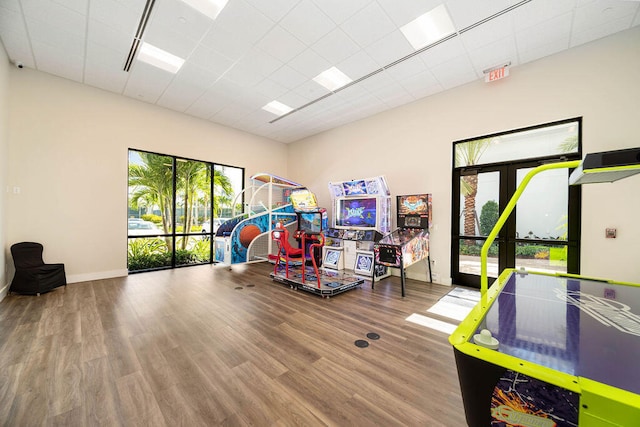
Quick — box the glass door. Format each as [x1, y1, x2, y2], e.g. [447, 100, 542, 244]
[453, 168, 503, 287]
[451, 118, 582, 288]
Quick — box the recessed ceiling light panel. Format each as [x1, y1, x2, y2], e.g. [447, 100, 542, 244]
[138, 42, 185, 73]
[181, 0, 229, 20]
[400, 4, 456, 50]
[312, 67, 352, 91]
[263, 101, 293, 116]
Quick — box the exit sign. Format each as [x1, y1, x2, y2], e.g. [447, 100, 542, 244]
[485, 66, 509, 82]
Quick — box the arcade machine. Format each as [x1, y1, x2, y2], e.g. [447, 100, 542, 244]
[449, 148, 640, 427]
[270, 187, 365, 297]
[373, 193, 433, 297]
[323, 176, 391, 279]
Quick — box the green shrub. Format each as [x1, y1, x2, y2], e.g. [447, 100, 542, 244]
[141, 214, 163, 224]
[479, 200, 499, 236]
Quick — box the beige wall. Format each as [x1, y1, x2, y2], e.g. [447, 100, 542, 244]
[0, 44, 8, 294]
[6, 69, 288, 284]
[3, 27, 639, 290]
[288, 26, 640, 285]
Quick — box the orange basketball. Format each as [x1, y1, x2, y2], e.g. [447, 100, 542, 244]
[239, 224, 261, 248]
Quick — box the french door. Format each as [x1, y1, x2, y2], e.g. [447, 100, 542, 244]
[451, 119, 582, 288]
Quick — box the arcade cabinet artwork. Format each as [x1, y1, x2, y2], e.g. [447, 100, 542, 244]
[449, 148, 640, 427]
[270, 187, 365, 297]
[373, 194, 433, 297]
[324, 176, 391, 279]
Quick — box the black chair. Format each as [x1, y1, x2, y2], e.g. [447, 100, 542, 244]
[9, 242, 66, 295]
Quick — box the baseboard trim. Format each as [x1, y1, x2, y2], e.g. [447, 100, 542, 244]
[67, 269, 128, 284]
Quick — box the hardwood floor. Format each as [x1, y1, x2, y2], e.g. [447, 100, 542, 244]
[0, 262, 468, 426]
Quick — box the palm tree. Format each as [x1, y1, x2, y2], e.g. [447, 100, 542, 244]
[129, 153, 174, 237]
[456, 138, 492, 237]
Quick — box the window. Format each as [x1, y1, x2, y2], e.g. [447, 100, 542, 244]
[127, 149, 244, 272]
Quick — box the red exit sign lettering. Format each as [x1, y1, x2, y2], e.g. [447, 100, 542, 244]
[485, 66, 509, 82]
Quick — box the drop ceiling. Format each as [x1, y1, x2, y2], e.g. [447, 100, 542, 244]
[1, 0, 638, 143]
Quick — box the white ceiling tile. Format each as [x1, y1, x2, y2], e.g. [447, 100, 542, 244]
[571, 14, 637, 47]
[0, 0, 21, 13]
[188, 44, 235, 78]
[337, 51, 380, 81]
[200, 26, 253, 61]
[184, 88, 230, 119]
[419, 37, 466, 69]
[515, 13, 572, 60]
[87, 18, 132, 53]
[0, 6, 35, 65]
[276, 91, 309, 109]
[123, 61, 175, 103]
[384, 56, 428, 82]
[377, 0, 443, 27]
[518, 38, 570, 65]
[52, 0, 88, 15]
[279, 0, 335, 45]
[459, 12, 513, 51]
[399, 72, 443, 100]
[445, 0, 513, 30]
[148, 0, 214, 43]
[216, 0, 275, 44]
[143, 21, 199, 59]
[357, 70, 395, 92]
[243, 0, 298, 22]
[223, 61, 267, 87]
[429, 54, 477, 90]
[312, 0, 372, 25]
[88, 0, 145, 35]
[266, 65, 308, 90]
[84, 42, 129, 92]
[467, 36, 518, 75]
[287, 49, 331, 79]
[255, 26, 306, 63]
[293, 79, 331, 101]
[372, 83, 415, 108]
[364, 29, 414, 67]
[333, 82, 369, 101]
[30, 39, 84, 82]
[26, 17, 85, 57]
[511, 0, 577, 31]
[340, 2, 397, 48]
[312, 28, 360, 64]
[21, 0, 86, 35]
[253, 79, 289, 100]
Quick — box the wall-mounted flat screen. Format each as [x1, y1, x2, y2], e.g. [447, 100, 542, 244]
[336, 197, 377, 229]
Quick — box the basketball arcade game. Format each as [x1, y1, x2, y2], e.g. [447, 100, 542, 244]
[323, 176, 391, 279]
[270, 188, 365, 297]
[214, 173, 299, 265]
[373, 194, 433, 297]
[449, 148, 640, 426]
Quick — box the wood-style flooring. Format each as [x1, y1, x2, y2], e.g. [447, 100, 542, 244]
[0, 262, 468, 426]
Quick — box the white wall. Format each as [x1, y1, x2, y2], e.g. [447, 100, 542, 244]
[0, 44, 9, 296]
[6, 69, 288, 283]
[288, 27, 640, 285]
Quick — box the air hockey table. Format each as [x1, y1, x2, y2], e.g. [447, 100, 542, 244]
[449, 268, 640, 426]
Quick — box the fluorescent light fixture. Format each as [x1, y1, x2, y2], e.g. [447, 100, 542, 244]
[400, 4, 456, 50]
[262, 100, 293, 116]
[181, 0, 229, 20]
[138, 42, 185, 73]
[312, 66, 352, 91]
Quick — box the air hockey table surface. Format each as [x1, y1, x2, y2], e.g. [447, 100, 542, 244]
[450, 269, 640, 427]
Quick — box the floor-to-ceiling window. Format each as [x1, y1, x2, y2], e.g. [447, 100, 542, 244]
[451, 118, 582, 288]
[127, 149, 244, 273]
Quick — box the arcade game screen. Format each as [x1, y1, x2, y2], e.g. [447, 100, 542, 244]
[299, 212, 324, 234]
[336, 198, 377, 228]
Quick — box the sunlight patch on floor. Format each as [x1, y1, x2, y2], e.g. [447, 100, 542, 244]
[406, 313, 457, 334]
